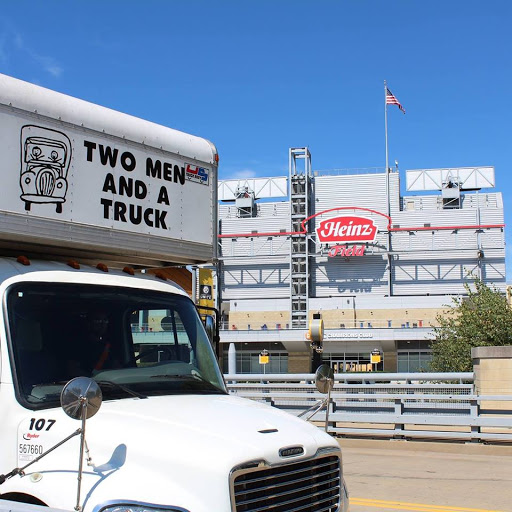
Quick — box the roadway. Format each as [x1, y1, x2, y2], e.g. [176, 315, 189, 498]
[339, 438, 512, 512]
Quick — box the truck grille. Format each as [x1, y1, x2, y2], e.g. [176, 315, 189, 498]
[231, 453, 341, 512]
[37, 169, 55, 196]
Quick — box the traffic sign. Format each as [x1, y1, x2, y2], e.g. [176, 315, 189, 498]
[371, 348, 381, 364]
[259, 349, 269, 365]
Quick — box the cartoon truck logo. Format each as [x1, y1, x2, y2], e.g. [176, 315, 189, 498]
[20, 125, 72, 213]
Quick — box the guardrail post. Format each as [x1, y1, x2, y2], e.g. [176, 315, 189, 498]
[393, 398, 405, 438]
[325, 395, 332, 434]
[469, 398, 481, 443]
[470, 398, 480, 418]
[261, 379, 273, 405]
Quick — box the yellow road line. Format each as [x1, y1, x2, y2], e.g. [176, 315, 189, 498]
[350, 498, 504, 512]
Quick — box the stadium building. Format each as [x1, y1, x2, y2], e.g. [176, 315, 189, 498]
[217, 148, 505, 374]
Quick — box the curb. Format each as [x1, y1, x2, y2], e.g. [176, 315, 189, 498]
[337, 436, 512, 456]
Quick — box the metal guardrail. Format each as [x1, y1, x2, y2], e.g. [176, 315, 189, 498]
[221, 318, 433, 330]
[224, 372, 512, 442]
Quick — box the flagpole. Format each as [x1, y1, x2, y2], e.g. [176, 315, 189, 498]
[384, 79, 390, 218]
[384, 80, 392, 297]
[384, 80, 389, 175]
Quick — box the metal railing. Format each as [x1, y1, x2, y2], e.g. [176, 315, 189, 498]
[313, 166, 391, 176]
[221, 318, 436, 330]
[224, 372, 512, 442]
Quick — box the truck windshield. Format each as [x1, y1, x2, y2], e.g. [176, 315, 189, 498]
[7, 283, 227, 409]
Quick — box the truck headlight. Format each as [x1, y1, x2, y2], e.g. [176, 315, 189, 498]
[97, 502, 189, 512]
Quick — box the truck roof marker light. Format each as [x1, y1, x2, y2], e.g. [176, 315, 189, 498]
[67, 260, 80, 270]
[122, 266, 135, 276]
[96, 263, 109, 272]
[215, 153, 219, 163]
[16, 256, 30, 266]
[154, 271, 167, 281]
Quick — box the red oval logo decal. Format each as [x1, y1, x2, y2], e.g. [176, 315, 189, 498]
[316, 216, 378, 244]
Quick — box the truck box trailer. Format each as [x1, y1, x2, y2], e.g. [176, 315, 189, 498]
[0, 74, 348, 512]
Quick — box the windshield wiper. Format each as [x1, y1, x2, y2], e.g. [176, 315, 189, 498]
[27, 381, 69, 401]
[95, 380, 147, 399]
[150, 374, 225, 392]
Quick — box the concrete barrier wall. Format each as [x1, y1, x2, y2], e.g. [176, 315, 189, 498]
[472, 345, 512, 411]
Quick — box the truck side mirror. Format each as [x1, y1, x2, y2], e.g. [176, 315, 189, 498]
[197, 305, 221, 360]
[203, 314, 215, 344]
[315, 364, 334, 395]
[61, 377, 102, 420]
[60, 377, 103, 511]
[298, 365, 335, 433]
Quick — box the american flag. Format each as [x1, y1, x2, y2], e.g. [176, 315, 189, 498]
[386, 87, 405, 114]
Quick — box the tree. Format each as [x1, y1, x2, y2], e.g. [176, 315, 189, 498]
[430, 276, 512, 372]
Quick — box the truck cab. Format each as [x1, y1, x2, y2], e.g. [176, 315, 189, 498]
[0, 260, 347, 511]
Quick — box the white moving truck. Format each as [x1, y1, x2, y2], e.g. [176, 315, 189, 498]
[0, 74, 348, 512]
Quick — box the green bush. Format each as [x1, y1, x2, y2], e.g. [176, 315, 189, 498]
[430, 276, 512, 372]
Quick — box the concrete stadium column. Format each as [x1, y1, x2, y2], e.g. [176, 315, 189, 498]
[228, 343, 237, 374]
[381, 339, 397, 372]
[383, 351, 397, 372]
[288, 351, 311, 373]
[472, 346, 512, 411]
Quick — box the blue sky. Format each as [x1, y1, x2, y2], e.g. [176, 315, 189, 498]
[1, 0, 510, 277]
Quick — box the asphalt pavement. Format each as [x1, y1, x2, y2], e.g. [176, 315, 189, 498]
[338, 438, 512, 512]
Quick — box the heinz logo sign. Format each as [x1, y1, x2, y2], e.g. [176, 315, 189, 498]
[316, 216, 378, 244]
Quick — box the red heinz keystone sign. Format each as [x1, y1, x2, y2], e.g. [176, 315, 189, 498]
[316, 216, 378, 244]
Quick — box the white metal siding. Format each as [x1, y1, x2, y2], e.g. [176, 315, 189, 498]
[222, 262, 290, 299]
[218, 173, 506, 303]
[313, 255, 388, 296]
[314, 173, 400, 216]
[221, 237, 291, 258]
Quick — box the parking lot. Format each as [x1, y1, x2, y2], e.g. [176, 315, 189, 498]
[339, 438, 512, 512]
